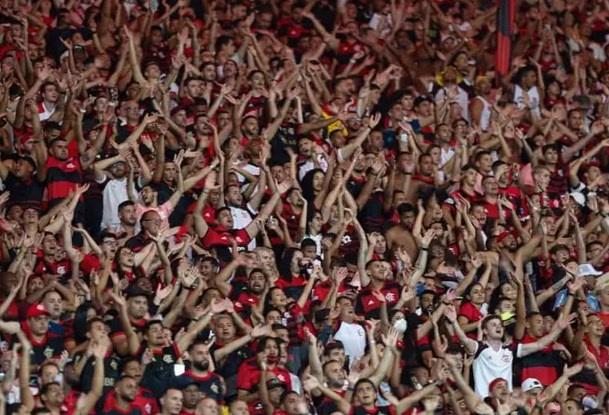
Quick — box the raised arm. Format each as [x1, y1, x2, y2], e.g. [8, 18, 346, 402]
[517, 314, 571, 357]
[444, 305, 478, 355]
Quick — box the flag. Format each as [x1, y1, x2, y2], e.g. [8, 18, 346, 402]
[496, 0, 516, 76]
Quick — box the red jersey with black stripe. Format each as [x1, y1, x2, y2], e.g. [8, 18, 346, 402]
[45, 156, 82, 204]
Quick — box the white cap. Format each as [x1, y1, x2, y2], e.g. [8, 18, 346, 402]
[522, 378, 543, 393]
[569, 192, 586, 207]
[579, 263, 603, 277]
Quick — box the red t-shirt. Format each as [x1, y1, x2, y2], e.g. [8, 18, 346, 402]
[201, 227, 251, 248]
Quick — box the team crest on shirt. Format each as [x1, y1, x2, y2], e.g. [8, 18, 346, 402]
[385, 292, 396, 302]
[43, 347, 53, 358]
[163, 354, 175, 364]
[211, 383, 219, 393]
[110, 360, 118, 370]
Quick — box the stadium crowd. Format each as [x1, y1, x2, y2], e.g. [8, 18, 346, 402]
[1, 0, 609, 413]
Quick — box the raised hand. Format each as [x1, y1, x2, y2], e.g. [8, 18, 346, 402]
[368, 113, 381, 129]
[276, 178, 294, 194]
[251, 324, 273, 338]
[302, 374, 321, 392]
[444, 305, 457, 322]
[173, 149, 185, 168]
[155, 284, 172, 302]
[381, 327, 400, 349]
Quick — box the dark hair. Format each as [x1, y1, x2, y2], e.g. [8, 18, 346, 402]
[353, 378, 377, 394]
[32, 409, 53, 415]
[481, 314, 502, 331]
[72, 302, 95, 343]
[513, 65, 536, 85]
[301, 238, 317, 249]
[215, 206, 231, 218]
[86, 316, 106, 333]
[48, 137, 67, 148]
[488, 282, 513, 314]
[300, 168, 324, 203]
[40, 382, 62, 397]
[271, 323, 287, 332]
[118, 357, 141, 374]
[38, 360, 59, 376]
[278, 247, 302, 281]
[215, 35, 233, 51]
[188, 339, 211, 352]
[145, 319, 164, 332]
[397, 203, 417, 216]
[114, 246, 145, 282]
[256, 336, 281, 354]
[118, 200, 135, 211]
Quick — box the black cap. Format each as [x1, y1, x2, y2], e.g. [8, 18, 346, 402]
[125, 286, 150, 300]
[414, 95, 432, 106]
[267, 378, 287, 390]
[171, 376, 199, 390]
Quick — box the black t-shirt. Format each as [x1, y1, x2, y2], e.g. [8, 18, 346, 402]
[4, 173, 44, 205]
[152, 181, 193, 227]
[141, 343, 180, 395]
[27, 332, 65, 367]
[76, 353, 122, 393]
[358, 191, 385, 233]
[175, 370, 225, 402]
[211, 343, 252, 400]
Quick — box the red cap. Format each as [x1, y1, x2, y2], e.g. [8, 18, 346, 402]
[489, 378, 507, 393]
[495, 230, 515, 244]
[27, 304, 50, 319]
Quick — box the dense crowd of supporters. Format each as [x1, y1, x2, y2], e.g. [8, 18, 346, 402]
[2, 0, 609, 414]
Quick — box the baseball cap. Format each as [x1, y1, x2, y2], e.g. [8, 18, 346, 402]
[266, 378, 287, 390]
[27, 303, 50, 319]
[579, 263, 603, 277]
[522, 378, 543, 393]
[17, 201, 42, 211]
[495, 230, 516, 244]
[414, 95, 432, 107]
[570, 192, 586, 207]
[489, 378, 507, 393]
[125, 286, 150, 299]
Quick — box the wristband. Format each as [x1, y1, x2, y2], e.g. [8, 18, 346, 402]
[420, 247, 428, 251]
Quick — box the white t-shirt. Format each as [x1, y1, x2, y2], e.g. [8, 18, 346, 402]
[472, 341, 514, 398]
[334, 321, 366, 367]
[513, 85, 541, 118]
[434, 85, 470, 121]
[98, 176, 129, 230]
